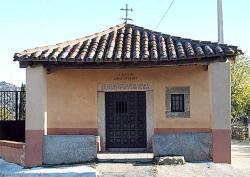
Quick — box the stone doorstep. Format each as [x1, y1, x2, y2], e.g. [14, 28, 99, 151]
[97, 153, 153, 163]
[154, 156, 186, 165]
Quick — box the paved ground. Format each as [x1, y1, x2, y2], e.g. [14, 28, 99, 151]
[0, 159, 96, 177]
[96, 162, 250, 177]
[96, 140, 250, 177]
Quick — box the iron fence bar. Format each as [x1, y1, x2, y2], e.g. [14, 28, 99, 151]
[0, 92, 2, 120]
[0, 91, 22, 92]
[15, 91, 18, 120]
[0, 91, 25, 121]
[3, 92, 5, 120]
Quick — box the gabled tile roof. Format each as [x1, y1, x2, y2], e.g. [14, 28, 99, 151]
[14, 23, 241, 67]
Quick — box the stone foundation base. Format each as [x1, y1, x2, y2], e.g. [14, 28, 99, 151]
[152, 133, 212, 161]
[43, 135, 97, 165]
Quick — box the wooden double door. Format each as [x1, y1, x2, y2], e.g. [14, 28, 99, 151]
[105, 91, 146, 149]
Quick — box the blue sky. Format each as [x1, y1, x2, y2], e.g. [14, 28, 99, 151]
[0, 0, 249, 86]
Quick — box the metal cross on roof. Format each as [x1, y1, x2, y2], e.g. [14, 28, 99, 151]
[120, 4, 133, 23]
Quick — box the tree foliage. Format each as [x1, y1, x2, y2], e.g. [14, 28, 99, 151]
[231, 54, 250, 122]
[0, 107, 13, 120]
[19, 83, 26, 120]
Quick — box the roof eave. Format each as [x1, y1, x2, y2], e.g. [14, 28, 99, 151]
[18, 56, 230, 69]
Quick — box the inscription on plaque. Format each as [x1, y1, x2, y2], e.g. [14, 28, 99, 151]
[98, 83, 152, 91]
[114, 73, 138, 81]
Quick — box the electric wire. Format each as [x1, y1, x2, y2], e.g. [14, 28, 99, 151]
[155, 0, 175, 29]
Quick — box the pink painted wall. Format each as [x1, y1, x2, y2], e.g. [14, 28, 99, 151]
[0, 140, 25, 166]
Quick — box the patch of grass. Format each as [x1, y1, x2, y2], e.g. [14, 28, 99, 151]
[89, 162, 97, 169]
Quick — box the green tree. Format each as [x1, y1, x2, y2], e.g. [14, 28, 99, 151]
[231, 54, 250, 123]
[19, 83, 26, 120]
[231, 54, 250, 139]
[0, 107, 13, 120]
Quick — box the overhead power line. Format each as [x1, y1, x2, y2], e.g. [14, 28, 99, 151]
[155, 0, 175, 29]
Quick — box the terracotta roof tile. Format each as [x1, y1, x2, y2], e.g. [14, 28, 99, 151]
[14, 23, 241, 66]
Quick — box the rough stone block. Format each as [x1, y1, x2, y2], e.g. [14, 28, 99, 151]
[43, 135, 97, 165]
[152, 133, 212, 161]
[154, 156, 185, 165]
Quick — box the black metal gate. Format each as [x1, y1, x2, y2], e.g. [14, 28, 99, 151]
[0, 91, 25, 142]
[105, 92, 146, 149]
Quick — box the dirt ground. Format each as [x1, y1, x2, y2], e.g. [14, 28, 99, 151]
[96, 140, 250, 177]
[231, 139, 250, 169]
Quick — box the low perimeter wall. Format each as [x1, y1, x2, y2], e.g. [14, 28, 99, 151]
[43, 135, 97, 165]
[0, 140, 25, 166]
[153, 133, 212, 161]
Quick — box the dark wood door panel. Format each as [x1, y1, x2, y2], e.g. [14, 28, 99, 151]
[105, 91, 146, 149]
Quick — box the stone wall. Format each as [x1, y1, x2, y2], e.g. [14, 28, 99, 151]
[0, 140, 25, 165]
[43, 135, 97, 165]
[152, 133, 212, 161]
